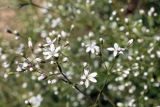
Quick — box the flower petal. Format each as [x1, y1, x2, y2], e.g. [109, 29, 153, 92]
[55, 46, 61, 52]
[45, 55, 52, 60]
[119, 51, 124, 54]
[85, 80, 89, 88]
[46, 37, 52, 44]
[81, 75, 86, 80]
[43, 51, 50, 55]
[91, 48, 95, 54]
[113, 50, 118, 57]
[54, 53, 59, 57]
[86, 47, 90, 53]
[88, 77, 97, 83]
[107, 47, 114, 51]
[128, 39, 133, 45]
[88, 72, 97, 78]
[50, 44, 55, 51]
[114, 43, 119, 50]
[84, 69, 89, 75]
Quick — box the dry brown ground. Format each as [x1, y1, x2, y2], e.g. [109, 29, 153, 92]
[0, 1, 16, 38]
[0, 0, 42, 39]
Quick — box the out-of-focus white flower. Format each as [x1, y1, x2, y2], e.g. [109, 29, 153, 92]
[28, 37, 32, 48]
[156, 51, 160, 58]
[62, 57, 68, 62]
[2, 61, 9, 68]
[82, 62, 88, 67]
[128, 39, 134, 46]
[26, 95, 43, 107]
[71, 24, 75, 30]
[154, 35, 160, 41]
[148, 7, 155, 16]
[59, 31, 68, 38]
[80, 69, 97, 88]
[86, 41, 99, 54]
[43, 44, 61, 60]
[51, 17, 61, 28]
[99, 38, 104, 43]
[48, 79, 57, 84]
[107, 43, 125, 57]
[38, 74, 46, 81]
[16, 62, 29, 72]
[35, 58, 42, 62]
[43, 37, 56, 47]
[4, 73, 8, 79]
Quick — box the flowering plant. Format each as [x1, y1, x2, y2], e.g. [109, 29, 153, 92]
[0, 0, 160, 107]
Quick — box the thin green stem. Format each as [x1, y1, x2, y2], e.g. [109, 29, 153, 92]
[93, 58, 117, 107]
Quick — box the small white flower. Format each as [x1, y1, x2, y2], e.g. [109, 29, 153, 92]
[27, 95, 43, 107]
[38, 74, 46, 81]
[43, 44, 61, 60]
[86, 41, 99, 54]
[60, 31, 68, 38]
[16, 61, 29, 72]
[16, 65, 22, 72]
[28, 37, 32, 48]
[128, 39, 134, 46]
[80, 69, 97, 88]
[107, 43, 125, 57]
[43, 37, 56, 47]
[35, 58, 42, 62]
[62, 57, 68, 62]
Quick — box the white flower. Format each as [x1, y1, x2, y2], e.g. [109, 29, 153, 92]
[28, 37, 32, 48]
[43, 37, 56, 47]
[38, 74, 46, 81]
[80, 69, 97, 88]
[86, 41, 99, 54]
[43, 44, 61, 60]
[107, 43, 125, 57]
[51, 17, 61, 28]
[128, 39, 133, 46]
[16, 62, 29, 72]
[35, 58, 42, 63]
[27, 95, 43, 107]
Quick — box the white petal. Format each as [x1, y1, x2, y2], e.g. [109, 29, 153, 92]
[91, 49, 95, 54]
[28, 40, 32, 48]
[113, 50, 118, 57]
[79, 81, 84, 85]
[84, 69, 89, 75]
[81, 75, 86, 80]
[114, 43, 119, 50]
[88, 77, 97, 83]
[55, 47, 61, 52]
[54, 53, 59, 57]
[95, 46, 100, 53]
[46, 37, 52, 44]
[119, 51, 124, 54]
[45, 55, 52, 60]
[128, 39, 133, 45]
[35, 58, 42, 62]
[86, 47, 90, 53]
[43, 51, 49, 55]
[43, 44, 49, 47]
[50, 44, 55, 51]
[120, 48, 125, 51]
[88, 72, 97, 78]
[85, 80, 89, 88]
[107, 47, 114, 51]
